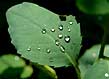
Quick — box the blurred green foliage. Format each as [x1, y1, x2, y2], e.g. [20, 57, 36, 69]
[76, 0, 109, 15]
[0, 54, 33, 79]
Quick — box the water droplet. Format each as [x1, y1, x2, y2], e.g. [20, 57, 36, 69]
[27, 47, 31, 51]
[68, 28, 71, 32]
[69, 21, 73, 25]
[37, 48, 41, 50]
[51, 28, 55, 32]
[55, 39, 60, 46]
[60, 45, 65, 53]
[105, 73, 109, 77]
[58, 24, 63, 31]
[64, 36, 70, 43]
[41, 29, 47, 34]
[46, 49, 51, 53]
[15, 56, 19, 61]
[58, 34, 63, 39]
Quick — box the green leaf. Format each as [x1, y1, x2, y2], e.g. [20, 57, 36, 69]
[84, 59, 109, 79]
[79, 44, 109, 78]
[79, 45, 99, 78]
[6, 2, 82, 67]
[76, 0, 109, 14]
[0, 54, 33, 79]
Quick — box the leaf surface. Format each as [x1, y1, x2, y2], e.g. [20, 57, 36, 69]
[6, 2, 82, 67]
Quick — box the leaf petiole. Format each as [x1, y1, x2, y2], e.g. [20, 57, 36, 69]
[64, 52, 81, 79]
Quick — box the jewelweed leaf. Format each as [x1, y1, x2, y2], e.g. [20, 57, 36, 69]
[6, 2, 82, 67]
[84, 59, 109, 79]
[76, 0, 109, 14]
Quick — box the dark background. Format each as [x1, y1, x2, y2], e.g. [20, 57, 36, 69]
[0, 0, 103, 79]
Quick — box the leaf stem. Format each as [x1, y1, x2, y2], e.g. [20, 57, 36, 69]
[99, 31, 107, 58]
[64, 52, 81, 79]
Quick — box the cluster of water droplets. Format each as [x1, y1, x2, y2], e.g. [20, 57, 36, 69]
[27, 21, 73, 55]
[41, 21, 73, 53]
[55, 21, 73, 53]
[27, 46, 52, 54]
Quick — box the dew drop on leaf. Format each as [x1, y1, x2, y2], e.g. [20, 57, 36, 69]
[69, 21, 73, 25]
[60, 45, 65, 53]
[64, 36, 70, 43]
[27, 47, 31, 51]
[68, 28, 71, 32]
[105, 73, 109, 77]
[58, 24, 63, 31]
[55, 39, 60, 46]
[46, 49, 51, 53]
[37, 48, 41, 50]
[51, 28, 55, 32]
[58, 34, 63, 39]
[41, 29, 47, 34]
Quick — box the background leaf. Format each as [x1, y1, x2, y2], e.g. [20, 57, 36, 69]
[6, 2, 82, 67]
[84, 59, 109, 79]
[0, 54, 33, 79]
[79, 44, 109, 78]
[76, 0, 109, 14]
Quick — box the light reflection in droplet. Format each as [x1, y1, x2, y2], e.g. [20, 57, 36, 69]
[105, 73, 109, 77]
